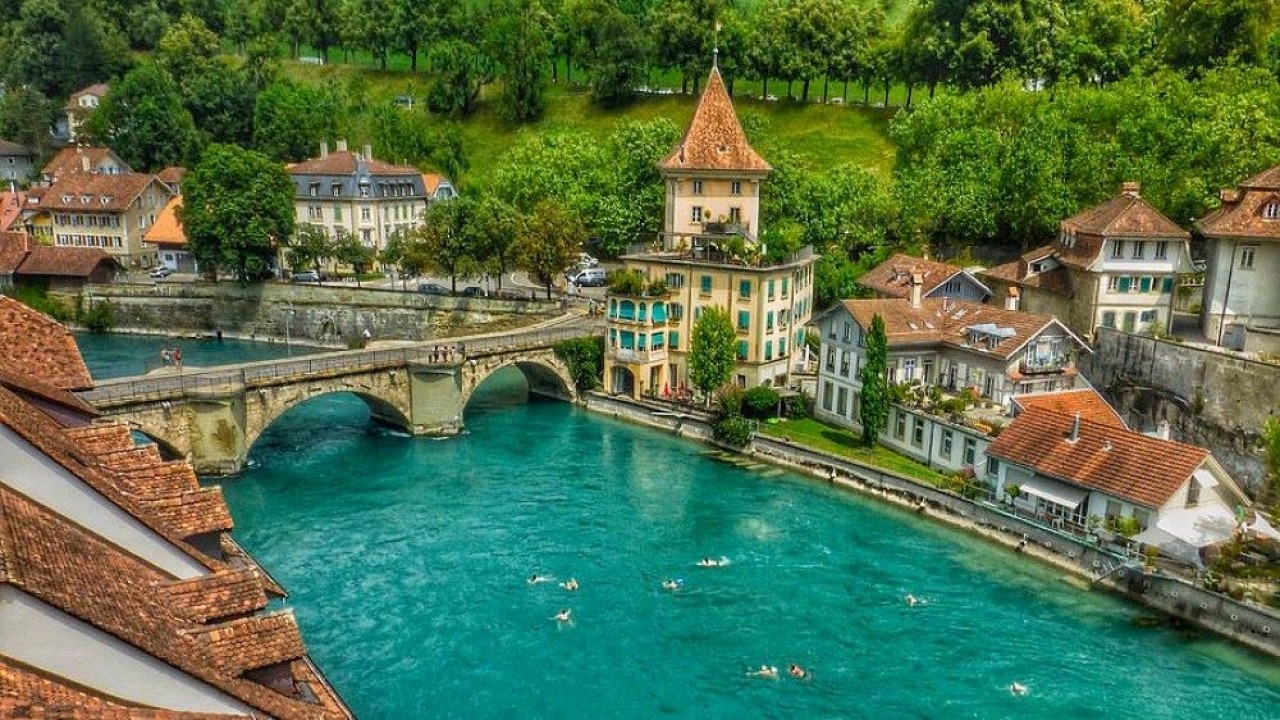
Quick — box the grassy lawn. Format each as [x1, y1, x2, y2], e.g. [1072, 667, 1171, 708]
[278, 60, 896, 185]
[759, 417, 949, 487]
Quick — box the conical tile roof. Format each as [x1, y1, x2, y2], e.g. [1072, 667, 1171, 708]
[659, 68, 770, 173]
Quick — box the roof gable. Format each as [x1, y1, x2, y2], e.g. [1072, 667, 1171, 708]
[987, 406, 1208, 507]
[1010, 388, 1127, 428]
[659, 67, 770, 174]
[0, 296, 93, 390]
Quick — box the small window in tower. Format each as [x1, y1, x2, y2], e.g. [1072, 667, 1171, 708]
[692, 180, 703, 195]
[731, 181, 742, 195]
[691, 206, 703, 223]
[1266, 201, 1280, 219]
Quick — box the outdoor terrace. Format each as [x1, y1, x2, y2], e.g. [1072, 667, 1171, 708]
[622, 234, 815, 270]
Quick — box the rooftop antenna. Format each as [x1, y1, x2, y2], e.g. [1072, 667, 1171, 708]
[713, 22, 721, 69]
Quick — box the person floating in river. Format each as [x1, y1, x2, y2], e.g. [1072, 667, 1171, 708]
[560, 578, 579, 591]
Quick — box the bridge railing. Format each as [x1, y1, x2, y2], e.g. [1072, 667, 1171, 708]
[79, 325, 600, 405]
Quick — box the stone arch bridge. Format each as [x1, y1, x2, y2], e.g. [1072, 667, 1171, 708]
[76, 322, 600, 475]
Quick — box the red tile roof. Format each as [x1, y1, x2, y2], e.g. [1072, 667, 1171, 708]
[17, 245, 118, 278]
[0, 191, 26, 233]
[859, 253, 969, 299]
[838, 297, 1084, 360]
[987, 406, 1207, 508]
[0, 295, 94, 390]
[422, 172, 444, 195]
[41, 146, 130, 181]
[0, 659, 243, 719]
[660, 67, 770, 174]
[164, 568, 269, 624]
[0, 487, 348, 719]
[0, 366, 99, 420]
[33, 172, 157, 212]
[0, 231, 29, 274]
[288, 150, 419, 176]
[1010, 389, 1127, 429]
[1056, 184, 1188, 268]
[157, 166, 187, 187]
[65, 83, 109, 111]
[146, 196, 187, 246]
[1196, 167, 1280, 241]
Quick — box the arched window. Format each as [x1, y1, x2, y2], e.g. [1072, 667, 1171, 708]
[619, 300, 636, 320]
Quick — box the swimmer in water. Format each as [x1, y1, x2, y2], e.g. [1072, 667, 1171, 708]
[560, 578, 579, 591]
[1008, 682, 1028, 696]
[553, 609, 572, 623]
[697, 556, 729, 567]
[788, 664, 808, 679]
[905, 593, 921, 607]
[662, 578, 683, 591]
[748, 665, 779, 680]
[528, 574, 554, 585]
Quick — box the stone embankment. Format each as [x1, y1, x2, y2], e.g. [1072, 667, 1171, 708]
[584, 392, 1280, 660]
[79, 282, 562, 344]
[1081, 327, 1279, 495]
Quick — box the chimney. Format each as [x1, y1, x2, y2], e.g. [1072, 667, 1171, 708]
[1120, 181, 1141, 198]
[1067, 412, 1081, 443]
[81, 155, 91, 173]
[1156, 419, 1171, 440]
[910, 271, 924, 309]
[363, 143, 373, 161]
[320, 141, 329, 158]
[1004, 287, 1020, 312]
[336, 139, 348, 153]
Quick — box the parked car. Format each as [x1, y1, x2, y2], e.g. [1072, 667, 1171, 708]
[291, 270, 322, 282]
[417, 282, 449, 295]
[566, 267, 607, 287]
[460, 285, 489, 298]
[148, 266, 173, 279]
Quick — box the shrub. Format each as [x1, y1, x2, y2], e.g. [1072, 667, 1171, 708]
[1113, 516, 1142, 538]
[712, 415, 753, 447]
[553, 336, 605, 392]
[606, 269, 646, 295]
[742, 386, 780, 418]
[646, 277, 668, 296]
[785, 394, 810, 419]
[714, 384, 744, 417]
[79, 300, 116, 333]
[6, 286, 74, 323]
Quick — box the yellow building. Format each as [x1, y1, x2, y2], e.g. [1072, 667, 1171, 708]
[603, 67, 815, 398]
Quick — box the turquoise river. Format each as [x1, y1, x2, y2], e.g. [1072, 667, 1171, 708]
[76, 334, 1280, 719]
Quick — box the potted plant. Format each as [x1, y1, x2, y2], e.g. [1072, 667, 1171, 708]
[1004, 483, 1020, 506]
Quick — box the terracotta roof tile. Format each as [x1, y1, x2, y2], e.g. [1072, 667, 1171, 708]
[164, 568, 269, 624]
[146, 196, 187, 246]
[979, 253, 1075, 297]
[17, 245, 118, 278]
[1, 191, 26, 233]
[288, 150, 419, 177]
[0, 296, 94, 390]
[1056, 185, 1188, 267]
[0, 367, 99, 419]
[859, 253, 968, 298]
[839, 298, 1081, 360]
[422, 172, 444, 195]
[987, 406, 1207, 508]
[41, 146, 130, 180]
[1010, 389, 1127, 428]
[0, 659, 245, 719]
[1196, 168, 1280, 241]
[63, 421, 139, 454]
[660, 67, 770, 173]
[35, 172, 158, 212]
[0, 231, 28, 273]
[156, 166, 187, 187]
[193, 613, 307, 676]
[0, 488, 347, 719]
[144, 487, 235, 538]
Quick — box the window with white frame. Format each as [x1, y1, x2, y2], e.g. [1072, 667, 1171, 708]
[692, 180, 703, 195]
[940, 429, 953, 459]
[912, 418, 925, 447]
[894, 411, 906, 439]
[1111, 240, 1125, 259]
[1131, 241, 1144, 259]
[1241, 245, 1257, 270]
[902, 358, 917, 380]
[730, 180, 742, 195]
[691, 206, 703, 223]
[963, 438, 977, 466]
[1154, 241, 1168, 260]
[840, 350, 850, 377]
[1266, 201, 1280, 219]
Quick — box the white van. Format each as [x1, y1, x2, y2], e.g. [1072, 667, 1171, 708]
[566, 267, 606, 287]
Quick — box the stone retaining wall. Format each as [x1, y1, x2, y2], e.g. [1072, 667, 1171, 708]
[583, 392, 1280, 659]
[1080, 327, 1278, 494]
[82, 282, 561, 343]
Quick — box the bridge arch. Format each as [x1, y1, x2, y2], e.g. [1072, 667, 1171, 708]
[242, 383, 414, 456]
[459, 351, 578, 414]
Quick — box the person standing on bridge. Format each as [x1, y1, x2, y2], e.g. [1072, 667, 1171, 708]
[173, 347, 182, 371]
[362, 328, 372, 347]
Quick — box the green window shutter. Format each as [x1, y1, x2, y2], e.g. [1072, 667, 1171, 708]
[738, 310, 750, 330]
[764, 341, 773, 360]
[782, 278, 789, 296]
[737, 340, 749, 360]
[1161, 276, 1174, 293]
[701, 275, 712, 293]
[779, 339, 787, 356]
[1139, 276, 1152, 293]
[767, 311, 774, 329]
[1117, 276, 1132, 292]
[739, 279, 751, 298]
[668, 331, 679, 349]
[767, 279, 775, 298]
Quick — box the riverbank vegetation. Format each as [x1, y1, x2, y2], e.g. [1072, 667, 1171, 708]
[759, 417, 947, 486]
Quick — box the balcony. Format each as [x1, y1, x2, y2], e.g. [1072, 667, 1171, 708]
[1019, 356, 1070, 375]
[623, 235, 814, 270]
[609, 346, 668, 364]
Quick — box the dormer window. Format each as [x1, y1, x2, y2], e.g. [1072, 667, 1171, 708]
[331, 184, 341, 196]
[309, 182, 319, 197]
[1110, 240, 1125, 259]
[1131, 241, 1144, 259]
[1265, 201, 1280, 219]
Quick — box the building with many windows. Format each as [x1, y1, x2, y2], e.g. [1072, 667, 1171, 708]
[603, 66, 815, 398]
[287, 141, 440, 253]
[981, 182, 1190, 340]
[21, 171, 172, 269]
[859, 252, 990, 303]
[1197, 166, 1280, 352]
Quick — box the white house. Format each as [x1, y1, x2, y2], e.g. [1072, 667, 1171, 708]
[987, 405, 1252, 565]
[1197, 166, 1280, 352]
[982, 182, 1191, 340]
[859, 252, 991, 304]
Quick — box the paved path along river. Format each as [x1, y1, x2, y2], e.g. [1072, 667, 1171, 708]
[76, 334, 1280, 719]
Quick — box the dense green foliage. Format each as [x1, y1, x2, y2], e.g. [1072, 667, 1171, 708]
[689, 306, 737, 400]
[513, 200, 587, 299]
[181, 144, 295, 281]
[742, 386, 781, 418]
[553, 335, 604, 392]
[858, 314, 888, 447]
[79, 300, 115, 333]
[712, 414, 754, 447]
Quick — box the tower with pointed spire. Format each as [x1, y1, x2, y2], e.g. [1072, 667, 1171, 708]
[602, 66, 816, 400]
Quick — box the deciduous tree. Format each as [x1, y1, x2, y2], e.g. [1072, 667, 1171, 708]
[181, 144, 295, 282]
[514, 200, 584, 299]
[416, 197, 476, 292]
[83, 62, 202, 171]
[689, 305, 737, 404]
